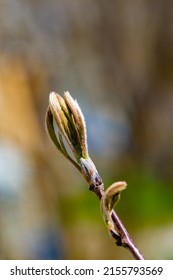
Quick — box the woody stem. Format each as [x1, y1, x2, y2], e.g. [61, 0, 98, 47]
[89, 183, 144, 260]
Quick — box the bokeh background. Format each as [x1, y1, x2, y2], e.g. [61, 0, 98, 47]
[0, 0, 173, 260]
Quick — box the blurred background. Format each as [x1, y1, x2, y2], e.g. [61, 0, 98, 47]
[0, 0, 173, 260]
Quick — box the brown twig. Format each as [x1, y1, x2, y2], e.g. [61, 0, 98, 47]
[90, 183, 144, 260]
[111, 210, 144, 259]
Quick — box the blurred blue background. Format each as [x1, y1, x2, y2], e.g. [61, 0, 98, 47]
[0, 0, 173, 259]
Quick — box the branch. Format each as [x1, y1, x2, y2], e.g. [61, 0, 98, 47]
[89, 181, 144, 260]
[45, 91, 144, 260]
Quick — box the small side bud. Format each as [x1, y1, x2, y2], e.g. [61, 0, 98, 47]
[104, 181, 127, 211]
[100, 181, 127, 235]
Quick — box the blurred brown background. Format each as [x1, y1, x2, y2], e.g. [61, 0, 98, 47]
[0, 0, 173, 260]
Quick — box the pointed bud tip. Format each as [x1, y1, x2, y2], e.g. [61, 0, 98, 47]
[49, 91, 57, 97]
[64, 91, 70, 96]
[49, 91, 57, 103]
